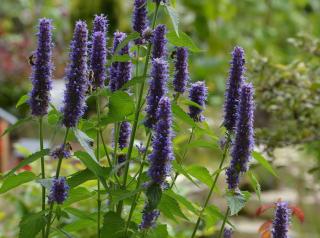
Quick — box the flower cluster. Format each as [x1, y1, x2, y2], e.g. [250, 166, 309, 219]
[188, 81, 208, 122]
[173, 47, 189, 94]
[48, 177, 69, 204]
[226, 83, 254, 189]
[132, 0, 148, 44]
[151, 24, 167, 59]
[62, 21, 88, 128]
[29, 18, 53, 117]
[272, 202, 291, 238]
[140, 205, 160, 230]
[50, 143, 72, 160]
[224, 228, 233, 238]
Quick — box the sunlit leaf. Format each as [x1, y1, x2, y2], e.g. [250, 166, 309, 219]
[74, 128, 96, 161]
[252, 151, 277, 177]
[19, 211, 46, 238]
[165, 5, 179, 36]
[158, 193, 189, 221]
[167, 31, 201, 52]
[62, 187, 95, 207]
[0, 171, 36, 194]
[16, 94, 29, 108]
[101, 212, 125, 238]
[226, 191, 251, 216]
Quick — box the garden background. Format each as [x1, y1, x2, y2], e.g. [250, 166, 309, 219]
[0, 0, 320, 237]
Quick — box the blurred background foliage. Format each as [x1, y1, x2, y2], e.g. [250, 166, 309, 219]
[1, 0, 320, 237]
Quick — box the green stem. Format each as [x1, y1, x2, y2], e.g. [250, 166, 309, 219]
[45, 128, 69, 238]
[217, 207, 230, 238]
[118, 3, 160, 216]
[39, 117, 45, 238]
[190, 134, 231, 238]
[170, 126, 195, 189]
[124, 132, 152, 235]
[96, 96, 101, 238]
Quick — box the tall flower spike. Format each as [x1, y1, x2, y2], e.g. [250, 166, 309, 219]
[29, 18, 53, 116]
[93, 14, 108, 34]
[173, 47, 189, 94]
[148, 97, 174, 186]
[48, 177, 69, 204]
[140, 205, 160, 230]
[109, 32, 132, 91]
[272, 202, 291, 238]
[145, 58, 169, 128]
[223, 228, 233, 238]
[188, 81, 208, 122]
[151, 24, 167, 59]
[62, 21, 88, 128]
[223, 46, 246, 132]
[118, 121, 131, 150]
[90, 31, 107, 90]
[226, 83, 254, 189]
[133, 0, 148, 44]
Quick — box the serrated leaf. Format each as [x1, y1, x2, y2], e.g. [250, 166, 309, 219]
[149, 224, 168, 238]
[1, 116, 32, 137]
[158, 194, 189, 221]
[101, 212, 125, 238]
[4, 149, 50, 178]
[146, 183, 162, 210]
[186, 165, 213, 187]
[19, 211, 46, 238]
[108, 91, 135, 121]
[165, 5, 179, 36]
[252, 151, 277, 177]
[226, 191, 251, 216]
[0, 171, 36, 194]
[74, 151, 108, 190]
[172, 103, 196, 127]
[167, 31, 201, 52]
[74, 128, 96, 161]
[165, 190, 198, 215]
[62, 187, 95, 207]
[16, 94, 29, 108]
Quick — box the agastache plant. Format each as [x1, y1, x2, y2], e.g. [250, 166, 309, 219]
[1, 2, 294, 238]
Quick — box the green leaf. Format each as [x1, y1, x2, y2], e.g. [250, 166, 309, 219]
[165, 190, 198, 215]
[187, 139, 218, 150]
[186, 165, 213, 187]
[112, 32, 140, 58]
[158, 194, 189, 221]
[74, 151, 109, 190]
[1, 116, 32, 137]
[226, 191, 251, 216]
[146, 183, 162, 210]
[110, 188, 143, 206]
[149, 224, 168, 238]
[112, 54, 131, 62]
[181, 98, 204, 110]
[0, 171, 36, 194]
[172, 160, 199, 187]
[172, 103, 196, 127]
[120, 76, 145, 90]
[108, 91, 135, 121]
[74, 128, 96, 161]
[62, 219, 95, 233]
[64, 207, 96, 221]
[204, 205, 234, 228]
[62, 187, 95, 207]
[165, 5, 179, 36]
[36, 178, 53, 190]
[19, 211, 46, 238]
[167, 31, 201, 52]
[16, 94, 29, 108]
[67, 168, 110, 189]
[47, 109, 61, 125]
[248, 171, 261, 201]
[252, 151, 277, 177]
[101, 212, 125, 238]
[4, 149, 50, 178]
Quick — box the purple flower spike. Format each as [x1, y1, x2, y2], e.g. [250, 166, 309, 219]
[48, 177, 69, 204]
[145, 58, 169, 128]
[29, 18, 53, 117]
[272, 202, 291, 238]
[223, 228, 233, 238]
[152, 24, 167, 59]
[173, 47, 189, 94]
[50, 143, 72, 160]
[118, 121, 131, 150]
[226, 83, 254, 189]
[133, 0, 149, 44]
[140, 206, 160, 230]
[188, 81, 208, 122]
[90, 31, 107, 90]
[148, 97, 174, 186]
[109, 32, 132, 91]
[223, 46, 246, 132]
[93, 14, 108, 34]
[62, 21, 88, 128]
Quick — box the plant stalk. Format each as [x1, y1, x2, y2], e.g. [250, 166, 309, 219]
[190, 134, 231, 238]
[217, 207, 230, 238]
[39, 117, 46, 238]
[96, 96, 101, 238]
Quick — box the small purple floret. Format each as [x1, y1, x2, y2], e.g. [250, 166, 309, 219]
[48, 177, 69, 204]
[140, 207, 160, 230]
[50, 144, 72, 160]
